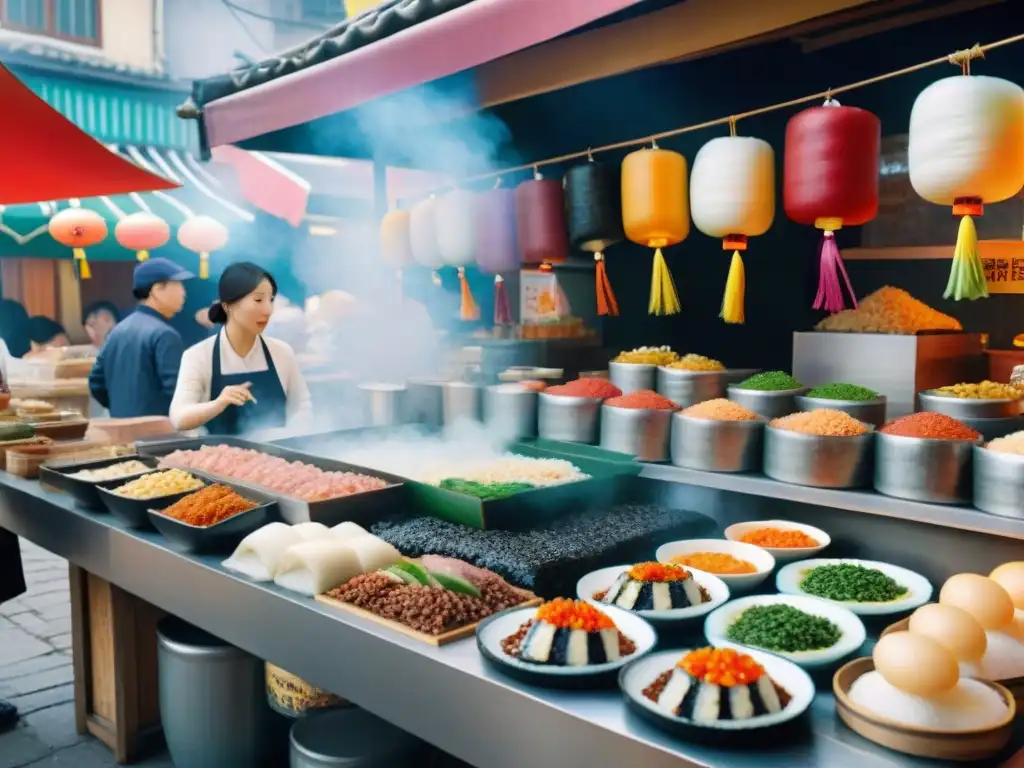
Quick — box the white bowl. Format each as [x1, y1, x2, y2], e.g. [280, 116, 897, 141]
[724, 519, 830, 563]
[619, 647, 816, 736]
[475, 603, 657, 689]
[776, 558, 933, 616]
[576, 565, 730, 627]
[704, 594, 867, 668]
[655, 538, 775, 592]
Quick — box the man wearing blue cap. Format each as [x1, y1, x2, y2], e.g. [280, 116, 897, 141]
[88, 257, 194, 418]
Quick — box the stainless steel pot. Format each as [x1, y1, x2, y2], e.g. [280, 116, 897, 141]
[960, 415, 1024, 442]
[918, 391, 1023, 419]
[670, 414, 764, 473]
[795, 395, 887, 428]
[483, 385, 538, 441]
[656, 367, 725, 407]
[405, 378, 445, 428]
[357, 383, 407, 427]
[599, 405, 672, 461]
[874, 432, 981, 504]
[537, 393, 602, 444]
[728, 385, 808, 420]
[608, 362, 656, 396]
[442, 382, 481, 425]
[973, 445, 1024, 519]
[763, 425, 874, 488]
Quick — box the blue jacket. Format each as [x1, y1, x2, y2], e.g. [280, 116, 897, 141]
[88, 306, 184, 418]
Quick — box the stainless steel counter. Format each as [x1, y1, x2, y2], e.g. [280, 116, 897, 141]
[0, 474, 1019, 767]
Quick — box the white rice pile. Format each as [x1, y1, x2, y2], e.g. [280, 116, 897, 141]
[849, 672, 1009, 731]
[417, 454, 589, 487]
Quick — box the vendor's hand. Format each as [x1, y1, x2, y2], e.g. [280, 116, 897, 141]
[216, 382, 257, 408]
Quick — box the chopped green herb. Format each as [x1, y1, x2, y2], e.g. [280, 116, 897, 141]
[800, 563, 908, 603]
[725, 604, 841, 653]
[806, 382, 879, 402]
[438, 478, 535, 500]
[736, 371, 803, 391]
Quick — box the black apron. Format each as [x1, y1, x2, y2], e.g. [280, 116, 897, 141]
[206, 333, 287, 436]
[0, 528, 26, 605]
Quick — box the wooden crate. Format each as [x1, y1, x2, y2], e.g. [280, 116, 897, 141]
[69, 565, 166, 763]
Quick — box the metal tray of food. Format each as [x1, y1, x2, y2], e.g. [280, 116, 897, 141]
[135, 435, 406, 527]
[39, 454, 160, 509]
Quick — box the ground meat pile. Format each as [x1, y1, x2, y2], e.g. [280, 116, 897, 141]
[159, 484, 257, 527]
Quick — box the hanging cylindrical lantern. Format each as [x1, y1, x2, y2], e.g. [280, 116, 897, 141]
[115, 211, 170, 262]
[436, 188, 479, 321]
[48, 208, 107, 280]
[409, 196, 444, 278]
[622, 144, 688, 316]
[565, 159, 623, 317]
[909, 74, 1024, 301]
[515, 169, 568, 267]
[379, 208, 414, 270]
[474, 182, 519, 325]
[784, 99, 880, 313]
[691, 134, 775, 324]
[177, 215, 228, 279]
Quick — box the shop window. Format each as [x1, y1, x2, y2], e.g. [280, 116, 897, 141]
[1, 0, 100, 45]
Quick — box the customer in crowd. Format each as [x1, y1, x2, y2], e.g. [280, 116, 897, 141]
[0, 299, 30, 359]
[89, 258, 193, 418]
[26, 316, 70, 357]
[82, 301, 120, 348]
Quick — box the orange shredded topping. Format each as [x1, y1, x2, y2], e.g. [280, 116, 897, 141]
[740, 527, 819, 549]
[670, 552, 757, 575]
[627, 562, 692, 582]
[678, 647, 765, 687]
[535, 598, 615, 631]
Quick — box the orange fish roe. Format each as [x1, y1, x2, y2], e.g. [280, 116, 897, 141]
[678, 647, 765, 687]
[535, 598, 615, 631]
[670, 552, 757, 575]
[627, 562, 693, 582]
[740, 527, 819, 549]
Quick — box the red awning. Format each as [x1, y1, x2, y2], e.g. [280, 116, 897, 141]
[0, 64, 179, 205]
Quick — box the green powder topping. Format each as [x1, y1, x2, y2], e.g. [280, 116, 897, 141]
[736, 371, 803, 391]
[725, 604, 841, 653]
[806, 383, 879, 402]
[438, 478, 536, 500]
[800, 563, 908, 603]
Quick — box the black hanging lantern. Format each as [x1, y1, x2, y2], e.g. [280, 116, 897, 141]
[564, 158, 624, 316]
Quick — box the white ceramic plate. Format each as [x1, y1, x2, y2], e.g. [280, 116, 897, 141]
[724, 520, 830, 563]
[704, 594, 867, 668]
[476, 603, 657, 688]
[655, 539, 775, 592]
[776, 558, 933, 616]
[576, 565, 730, 626]
[619, 647, 815, 733]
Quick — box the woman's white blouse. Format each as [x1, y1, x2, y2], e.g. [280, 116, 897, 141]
[170, 331, 313, 430]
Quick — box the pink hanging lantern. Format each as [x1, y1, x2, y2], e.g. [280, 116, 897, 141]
[48, 208, 108, 280]
[115, 212, 170, 262]
[177, 216, 228, 279]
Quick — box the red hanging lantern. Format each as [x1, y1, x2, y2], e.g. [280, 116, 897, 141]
[177, 216, 228, 279]
[783, 99, 880, 313]
[115, 212, 170, 262]
[515, 169, 568, 267]
[48, 208, 107, 280]
[474, 182, 519, 325]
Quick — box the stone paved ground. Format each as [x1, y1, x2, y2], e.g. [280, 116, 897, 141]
[0, 541, 173, 768]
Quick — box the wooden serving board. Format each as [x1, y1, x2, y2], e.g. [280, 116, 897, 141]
[316, 588, 541, 647]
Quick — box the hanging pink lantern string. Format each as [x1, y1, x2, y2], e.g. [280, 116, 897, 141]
[48, 208, 107, 280]
[813, 232, 858, 313]
[115, 212, 170, 262]
[177, 216, 228, 279]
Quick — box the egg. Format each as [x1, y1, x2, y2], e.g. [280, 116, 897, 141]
[909, 604, 987, 662]
[989, 562, 1024, 610]
[939, 573, 1015, 630]
[874, 631, 959, 696]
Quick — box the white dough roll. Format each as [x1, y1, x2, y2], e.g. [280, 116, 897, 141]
[222, 522, 301, 582]
[292, 522, 331, 540]
[329, 521, 370, 544]
[274, 540, 362, 596]
[346, 536, 402, 573]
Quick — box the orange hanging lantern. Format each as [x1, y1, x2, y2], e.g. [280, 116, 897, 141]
[177, 216, 228, 279]
[48, 208, 107, 280]
[115, 211, 170, 262]
[621, 144, 688, 315]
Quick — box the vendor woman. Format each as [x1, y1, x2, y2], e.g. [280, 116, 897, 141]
[170, 262, 312, 436]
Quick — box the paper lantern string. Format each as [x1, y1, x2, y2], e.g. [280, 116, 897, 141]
[648, 241, 681, 316]
[493, 274, 512, 325]
[945, 209, 988, 301]
[721, 235, 747, 324]
[73, 247, 91, 280]
[199, 252, 210, 280]
[594, 253, 619, 316]
[458, 266, 480, 321]
[813, 232, 858, 313]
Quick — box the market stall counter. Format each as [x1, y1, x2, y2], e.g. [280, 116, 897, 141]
[0, 469, 1021, 767]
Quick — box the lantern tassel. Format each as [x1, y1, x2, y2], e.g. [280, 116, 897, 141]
[648, 247, 681, 316]
[493, 275, 512, 325]
[944, 215, 988, 301]
[813, 232, 857, 313]
[137, 249, 149, 262]
[458, 267, 480, 322]
[73, 248, 91, 280]
[595, 253, 619, 317]
[199, 252, 210, 280]
[720, 251, 745, 324]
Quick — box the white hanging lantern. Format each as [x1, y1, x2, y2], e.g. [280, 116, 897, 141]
[690, 135, 775, 324]
[409, 196, 444, 269]
[909, 75, 1024, 301]
[435, 188, 476, 266]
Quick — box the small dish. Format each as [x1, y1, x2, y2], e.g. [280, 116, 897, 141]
[476, 603, 656, 689]
[776, 558, 933, 616]
[576, 565, 729, 627]
[724, 519, 830, 563]
[98, 475, 206, 529]
[39, 454, 160, 509]
[147, 493, 278, 554]
[619, 647, 815, 739]
[655, 539, 775, 592]
[704, 594, 866, 668]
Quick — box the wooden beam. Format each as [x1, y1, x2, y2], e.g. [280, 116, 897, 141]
[475, 0, 882, 109]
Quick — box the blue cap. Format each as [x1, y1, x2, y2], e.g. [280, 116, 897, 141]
[132, 257, 194, 291]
